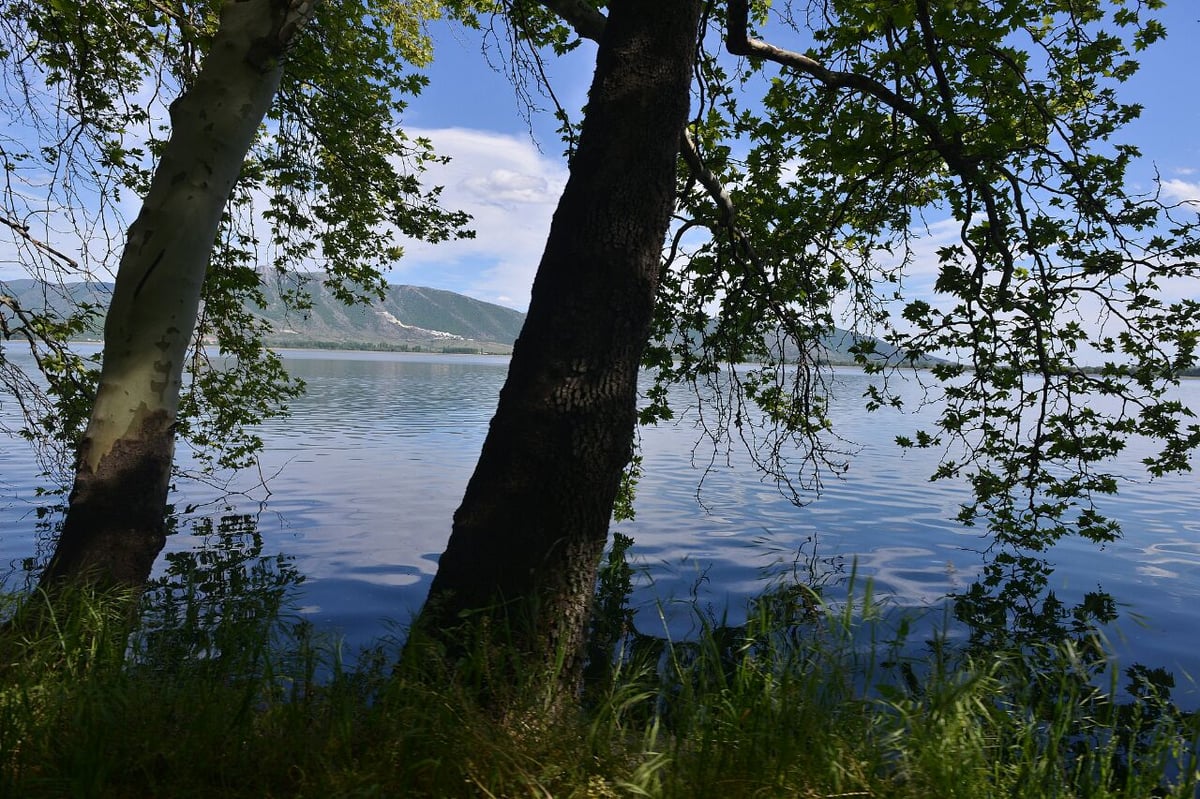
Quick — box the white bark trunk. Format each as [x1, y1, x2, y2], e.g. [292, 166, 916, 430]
[43, 0, 312, 586]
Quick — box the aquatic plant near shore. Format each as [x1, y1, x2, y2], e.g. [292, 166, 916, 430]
[0, 532, 1196, 797]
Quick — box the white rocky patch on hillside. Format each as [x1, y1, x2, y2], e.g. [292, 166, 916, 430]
[375, 309, 463, 339]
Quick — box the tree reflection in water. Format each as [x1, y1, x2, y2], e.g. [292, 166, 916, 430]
[948, 554, 1196, 787]
[135, 513, 306, 682]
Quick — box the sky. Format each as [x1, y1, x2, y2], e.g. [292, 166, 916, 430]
[388, 3, 1200, 313]
[1, 5, 1196, 316]
[385, 17, 594, 309]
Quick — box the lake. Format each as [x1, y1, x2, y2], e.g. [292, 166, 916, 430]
[2, 348, 1199, 704]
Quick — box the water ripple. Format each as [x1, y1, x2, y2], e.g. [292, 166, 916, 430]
[3, 353, 1199, 691]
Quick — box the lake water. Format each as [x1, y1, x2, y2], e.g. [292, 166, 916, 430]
[2, 349, 1199, 703]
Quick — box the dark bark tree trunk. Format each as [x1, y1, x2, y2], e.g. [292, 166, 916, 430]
[39, 0, 312, 589]
[413, 0, 703, 696]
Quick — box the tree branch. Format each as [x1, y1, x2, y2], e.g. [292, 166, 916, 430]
[725, 0, 939, 137]
[144, 0, 200, 39]
[536, 0, 606, 43]
[1, 215, 79, 269]
[724, 0, 1016, 295]
[679, 131, 734, 228]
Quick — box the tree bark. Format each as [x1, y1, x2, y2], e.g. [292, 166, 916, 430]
[39, 0, 312, 588]
[413, 0, 702, 696]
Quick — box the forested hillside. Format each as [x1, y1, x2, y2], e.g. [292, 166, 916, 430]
[3, 277, 921, 363]
[1, 277, 526, 353]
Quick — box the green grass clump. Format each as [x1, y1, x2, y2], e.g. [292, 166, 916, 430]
[0, 576, 1196, 798]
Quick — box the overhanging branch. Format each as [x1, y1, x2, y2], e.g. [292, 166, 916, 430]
[724, 0, 1015, 295]
[679, 131, 735, 229]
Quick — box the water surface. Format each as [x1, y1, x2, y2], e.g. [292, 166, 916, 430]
[2, 349, 1197, 702]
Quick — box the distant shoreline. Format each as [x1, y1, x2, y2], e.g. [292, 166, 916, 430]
[262, 338, 515, 356]
[63, 338, 1200, 376]
[68, 337, 515, 357]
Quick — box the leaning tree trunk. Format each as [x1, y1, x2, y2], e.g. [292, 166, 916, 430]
[39, 0, 313, 589]
[413, 0, 702, 698]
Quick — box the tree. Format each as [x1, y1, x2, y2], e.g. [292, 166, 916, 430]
[413, 0, 703, 693]
[1, 0, 467, 588]
[415, 0, 1198, 698]
[36, 0, 315, 586]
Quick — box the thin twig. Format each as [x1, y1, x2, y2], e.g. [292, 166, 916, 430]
[1, 216, 79, 269]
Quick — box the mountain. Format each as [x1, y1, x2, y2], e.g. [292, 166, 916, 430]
[0, 279, 111, 334]
[0, 276, 526, 354]
[2, 276, 938, 365]
[789, 327, 942, 367]
[253, 276, 525, 353]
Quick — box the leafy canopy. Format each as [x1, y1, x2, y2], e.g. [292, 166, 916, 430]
[607, 0, 1199, 615]
[0, 0, 471, 478]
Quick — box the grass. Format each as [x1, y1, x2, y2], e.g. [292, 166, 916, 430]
[0, 574, 1196, 798]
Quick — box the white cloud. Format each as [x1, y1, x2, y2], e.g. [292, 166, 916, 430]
[2, 123, 570, 314]
[1160, 178, 1200, 209]
[390, 127, 570, 310]
[898, 215, 964, 279]
[461, 169, 556, 205]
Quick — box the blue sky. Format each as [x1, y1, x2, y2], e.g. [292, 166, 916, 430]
[0, 5, 1193, 317]
[385, 16, 594, 309]
[389, 4, 1200, 313]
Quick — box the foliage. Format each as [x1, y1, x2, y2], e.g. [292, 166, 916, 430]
[640, 0, 1199, 610]
[0, 0, 471, 479]
[0, 556, 1197, 798]
[0, 302, 101, 484]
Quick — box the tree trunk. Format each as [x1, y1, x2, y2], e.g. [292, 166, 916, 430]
[39, 0, 312, 588]
[413, 0, 702, 697]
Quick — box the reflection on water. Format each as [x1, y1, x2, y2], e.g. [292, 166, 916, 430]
[138, 513, 305, 669]
[2, 350, 1199, 704]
